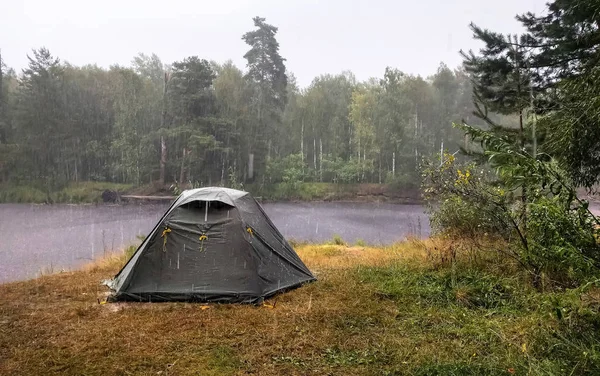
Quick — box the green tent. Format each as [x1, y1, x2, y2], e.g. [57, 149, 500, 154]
[106, 187, 315, 303]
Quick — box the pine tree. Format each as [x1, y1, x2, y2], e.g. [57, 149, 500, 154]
[461, 24, 533, 144]
[242, 16, 288, 180]
[518, 0, 600, 187]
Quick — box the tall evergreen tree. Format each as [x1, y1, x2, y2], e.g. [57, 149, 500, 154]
[242, 16, 288, 180]
[461, 24, 533, 142]
[16, 48, 68, 189]
[518, 0, 600, 187]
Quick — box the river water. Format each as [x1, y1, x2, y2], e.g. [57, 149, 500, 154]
[0, 202, 429, 283]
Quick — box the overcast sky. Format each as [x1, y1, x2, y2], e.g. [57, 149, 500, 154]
[2, 0, 547, 87]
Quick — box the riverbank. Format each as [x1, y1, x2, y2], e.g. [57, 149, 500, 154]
[0, 182, 134, 204]
[0, 181, 421, 204]
[1, 240, 598, 375]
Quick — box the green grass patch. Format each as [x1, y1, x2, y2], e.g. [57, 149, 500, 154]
[353, 263, 600, 375]
[0, 181, 133, 203]
[207, 345, 242, 374]
[0, 185, 47, 203]
[357, 264, 525, 311]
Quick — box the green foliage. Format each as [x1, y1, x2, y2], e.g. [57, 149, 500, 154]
[538, 65, 600, 188]
[358, 265, 523, 310]
[330, 234, 346, 246]
[0, 181, 132, 203]
[267, 153, 306, 185]
[207, 345, 242, 373]
[0, 185, 47, 203]
[425, 121, 600, 287]
[526, 197, 600, 285]
[385, 171, 419, 191]
[422, 153, 512, 239]
[1, 18, 476, 198]
[354, 260, 600, 374]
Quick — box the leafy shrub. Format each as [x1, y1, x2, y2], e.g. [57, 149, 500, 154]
[526, 197, 600, 286]
[422, 153, 512, 239]
[385, 171, 419, 190]
[267, 153, 307, 196]
[423, 123, 600, 288]
[331, 234, 346, 246]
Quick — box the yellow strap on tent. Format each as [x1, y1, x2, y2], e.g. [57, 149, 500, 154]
[246, 227, 253, 236]
[161, 227, 171, 252]
[199, 234, 208, 241]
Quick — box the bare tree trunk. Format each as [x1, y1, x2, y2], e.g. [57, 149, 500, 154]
[179, 148, 186, 186]
[221, 152, 226, 186]
[513, 36, 527, 234]
[248, 153, 254, 180]
[319, 138, 323, 182]
[159, 72, 169, 186]
[378, 153, 381, 184]
[313, 138, 317, 171]
[301, 118, 304, 175]
[392, 151, 396, 177]
[414, 107, 419, 164]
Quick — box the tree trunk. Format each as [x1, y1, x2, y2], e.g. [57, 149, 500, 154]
[378, 153, 381, 184]
[301, 117, 304, 175]
[248, 153, 254, 180]
[159, 136, 167, 185]
[159, 72, 168, 186]
[319, 138, 323, 182]
[221, 152, 226, 186]
[179, 148, 186, 186]
[313, 138, 317, 171]
[514, 37, 527, 235]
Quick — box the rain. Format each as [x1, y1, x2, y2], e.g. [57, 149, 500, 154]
[3, 0, 600, 374]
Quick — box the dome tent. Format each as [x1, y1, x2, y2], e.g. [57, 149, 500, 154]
[106, 187, 315, 303]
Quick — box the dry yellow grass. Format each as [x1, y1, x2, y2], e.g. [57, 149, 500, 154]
[2, 241, 593, 375]
[0, 243, 425, 376]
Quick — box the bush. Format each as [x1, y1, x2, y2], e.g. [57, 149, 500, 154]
[526, 197, 600, 286]
[385, 171, 420, 191]
[422, 153, 512, 239]
[423, 122, 600, 289]
[331, 234, 346, 246]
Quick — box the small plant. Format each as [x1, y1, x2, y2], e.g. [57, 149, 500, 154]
[331, 234, 346, 246]
[355, 239, 366, 247]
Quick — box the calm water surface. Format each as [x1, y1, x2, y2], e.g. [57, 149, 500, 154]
[0, 202, 429, 283]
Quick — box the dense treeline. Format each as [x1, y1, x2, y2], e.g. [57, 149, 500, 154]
[0, 17, 474, 193]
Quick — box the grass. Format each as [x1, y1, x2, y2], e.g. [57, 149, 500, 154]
[0, 181, 133, 203]
[0, 181, 420, 204]
[247, 182, 421, 203]
[1, 240, 600, 375]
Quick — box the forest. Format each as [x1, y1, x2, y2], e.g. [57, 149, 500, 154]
[0, 17, 477, 197]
